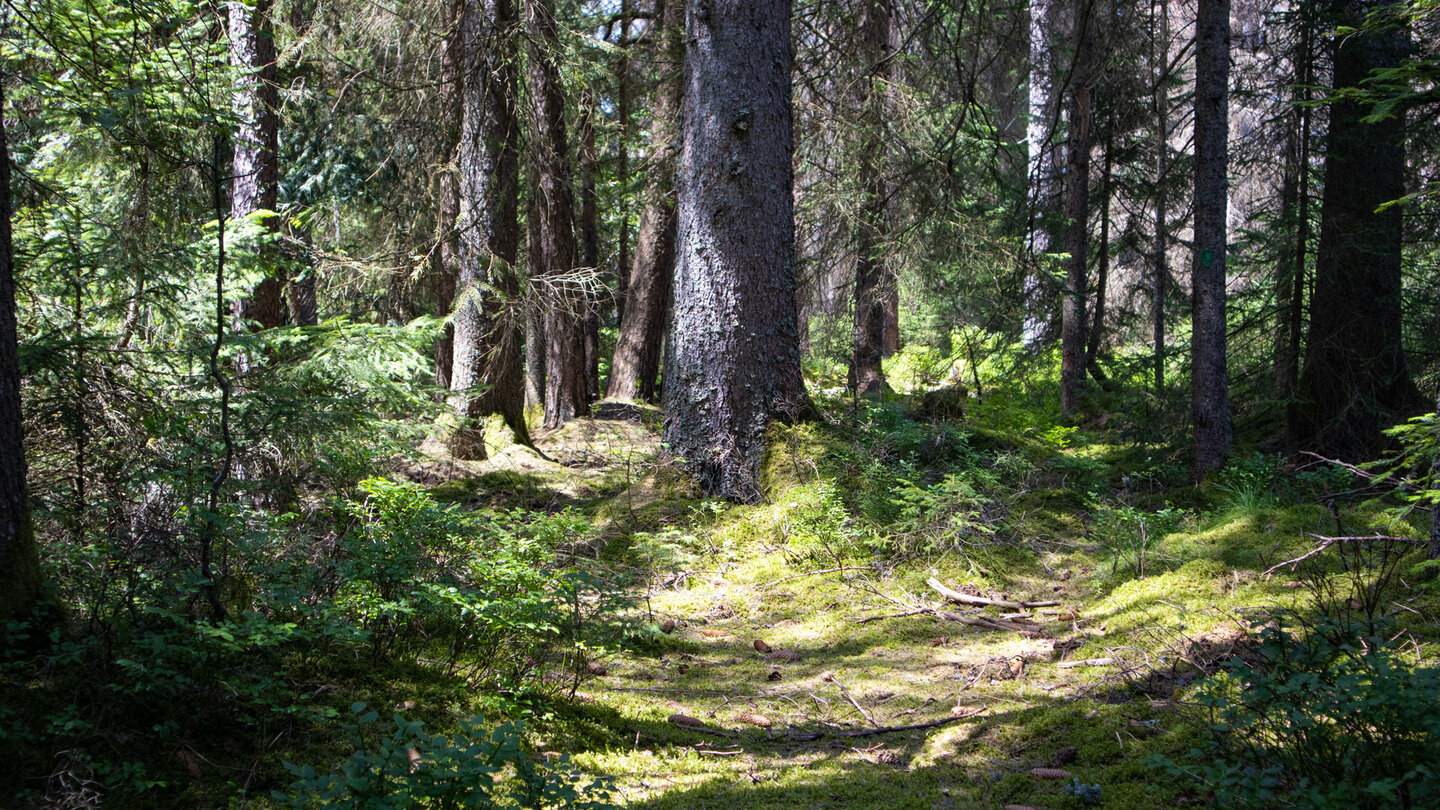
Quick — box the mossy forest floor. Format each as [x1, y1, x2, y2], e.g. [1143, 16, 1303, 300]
[414, 396, 1439, 810]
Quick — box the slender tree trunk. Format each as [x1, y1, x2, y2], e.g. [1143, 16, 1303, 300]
[448, 0, 528, 459]
[1023, 0, 1061, 343]
[1291, 0, 1422, 461]
[1274, 9, 1312, 400]
[578, 90, 602, 403]
[1191, 0, 1233, 475]
[1086, 131, 1112, 378]
[607, 0, 681, 403]
[525, 0, 586, 430]
[1151, 0, 1169, 393]
[1058, 0, 1094, 416]
[613, 0, 633, 324]
[0, 80, 41, 623]
[228, 0, 285, 329]
[664, 0, 809, 502]
[848, 0, 895, 397]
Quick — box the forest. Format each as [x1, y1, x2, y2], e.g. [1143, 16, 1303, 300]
[2, 0, 1440, 807]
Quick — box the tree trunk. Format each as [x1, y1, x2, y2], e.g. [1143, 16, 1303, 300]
[613, 0, 633, 324]
[1291, 0, 1423, 461]
[434, 1, 462, 390]
[848, 0, 896, 397]
[525, 0, 586, 430]
[1023, 0, 1063, 343]
[578, 90, 602, 404]
[607, 0, 681, 403]
[228, 0, 285, 329]
[1275, 8, 1313, 400]
[1191, 0, 1233, 476]
[0, 79, 41, 623]
[664, 0, 809, 502]
[1086, 131, 1112, 377]
[448, 0, 528, 459]
[1058, 0, 1094, 416]
[1151, 0, 1169, 393]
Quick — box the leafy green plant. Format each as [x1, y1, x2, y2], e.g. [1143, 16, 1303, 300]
[1149, 621, 1440, 809]
[276, 703, 614, 809]
[1213, 453, 1283, 511]
[1093, 504, 1185, 578]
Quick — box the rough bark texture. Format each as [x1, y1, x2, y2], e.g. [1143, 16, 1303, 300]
[1190, 0, 1233, 475]
[664, 0, 809, 503]
[0, 80, 42, 623]
[848, 0, 896, 397]
[1291, 0, 1422, 461]
[607, 0, 681, 403]
[526, 0, 586, 430]
[228, 0, 285, 329]
[448, 0, 528, 459]
[1058, 1, 1093, 416]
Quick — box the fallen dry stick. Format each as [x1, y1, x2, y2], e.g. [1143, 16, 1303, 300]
[822, 671, 878, 728]
[928, 577, 1061, 610]
[786, 708, 984, 741]
[1057, 657, 1116, 669]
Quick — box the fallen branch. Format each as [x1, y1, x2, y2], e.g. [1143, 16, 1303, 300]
[785, 709, 983, 741]
[1262, 534, 1426, 577]
[928, 577, 1060, 610]
[822, 671, 877, 728]
[1057, 657, 1115, 669]
[938, 610, 1047, 635]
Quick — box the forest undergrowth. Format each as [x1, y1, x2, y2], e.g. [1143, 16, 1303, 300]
[4, 373, 1439, 809]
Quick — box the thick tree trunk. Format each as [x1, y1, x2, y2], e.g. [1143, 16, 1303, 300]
[1191, 0, 1233, 476]
[228, 0, 285, 329]
[1086, 132, 1112, 377]
[448, 0, 528, 459]
[607, 0, 681, 403]
[664, 0, 809, 502]
[1058, 0, 1094, 416]
[848, 0, 896, 397]
[1291, 0, 1422, 461]
[525, 0, 586, 430]
[0, 80, 41, 623]
[1023, 0, 1063, 343]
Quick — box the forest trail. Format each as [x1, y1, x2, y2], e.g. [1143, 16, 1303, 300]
[421, 406, 1272, 809]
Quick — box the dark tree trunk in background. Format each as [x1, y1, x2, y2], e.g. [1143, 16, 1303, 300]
[1191, 0, 1233, 476]
[228, 0, 285, 329]
[448, 0, 528, 459]
[0, 80, 41, 623]
[664, 0, 809, 502]
[613, 0, 633, 324]
[1291, 0, 1423, 461]
[434, 0, 463, 388]
[848, 0, 896, 397]
[1086, 132, 1112, 378]
[1058, 0, 1094, 416]
[607, 0, 681, 403]
[1274, 19, 1311, 401]
[578, 91, 601, 404]
[526, 0, 586, 430]
[1150, 0, 1169, 393]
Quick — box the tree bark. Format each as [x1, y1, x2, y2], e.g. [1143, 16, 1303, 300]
[848, 0, 896, 397]
[1058, 0, 1094, 416]
[1191, 0, 1233, 476]
[664, 0, 809, 502]
[448, 0, 528, 459]
[434, 0, 464, 388]
[1086, 131, 1112, 377]
[228, 0, 285, 329]
[607, 0, 682, 403]
[0, 79, 41, 623]
[525, 0, 587, 430]
[1291, 0, 1423, 461]
[1023, 0, 1063, 343]
[613, 0, 633, 324]
[1274, 17, 1312, 402]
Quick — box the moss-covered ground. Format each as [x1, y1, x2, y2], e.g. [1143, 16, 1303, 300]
[419, 394, 1439, 810]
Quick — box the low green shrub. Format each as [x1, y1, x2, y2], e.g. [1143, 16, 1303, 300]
[276, 703, 614, 809]
[1150, 621, 1440, 809]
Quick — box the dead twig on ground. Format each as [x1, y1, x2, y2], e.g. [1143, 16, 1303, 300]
[927, 577, 1060, 610]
